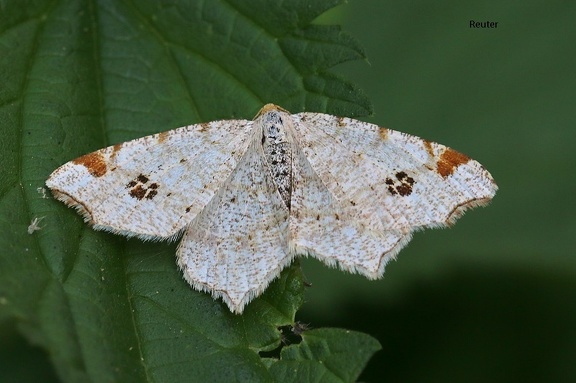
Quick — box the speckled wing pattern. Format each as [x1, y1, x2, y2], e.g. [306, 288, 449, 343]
[46, 104, 497, 314]
[177, 132, 292, 312]
[289, 112, 496, 279]
[47, 119, 254, 239]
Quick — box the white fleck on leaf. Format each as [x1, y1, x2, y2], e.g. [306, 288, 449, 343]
[36, 187, 49, 199]
[28, 216, 45, 234]
[46, 104, 497, 313]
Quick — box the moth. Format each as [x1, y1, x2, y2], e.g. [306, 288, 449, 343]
[47, 104, 497, 313]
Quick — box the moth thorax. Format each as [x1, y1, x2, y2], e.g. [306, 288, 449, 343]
[262, 116, 292, 209]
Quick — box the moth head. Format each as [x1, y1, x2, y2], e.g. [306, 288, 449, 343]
[256, 105, 293, 145]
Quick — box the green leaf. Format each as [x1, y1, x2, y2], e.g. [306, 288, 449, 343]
[265, 328, 382, 383]
[0, 0, 377, 382]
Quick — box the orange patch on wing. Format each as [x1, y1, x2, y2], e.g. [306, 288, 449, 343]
[158, 131, 169, 143]
[378, 127, 389, 140]
[423, 140, 434, 158]
[437, 148, 470, 178]
[73, 152, 107, 177]
[110, 143, 123, 161]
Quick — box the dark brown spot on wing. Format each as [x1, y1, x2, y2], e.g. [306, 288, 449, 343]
[145, 190, 158, 199]
[385, 171, 415, 196]
[437, 148, 470, 178]
[126, 174, 160, 200]
[129, 185, 147, 200]
[73, 152, 107, 177]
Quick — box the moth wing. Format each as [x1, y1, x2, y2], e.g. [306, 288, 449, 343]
[46, 119, 254, 239]
[177, 131, 292, 314]
[289, 140, 409, 279]
[289, 112, 497, 278]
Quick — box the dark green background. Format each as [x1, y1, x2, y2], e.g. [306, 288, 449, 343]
[301, 1, 576, 382]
